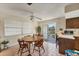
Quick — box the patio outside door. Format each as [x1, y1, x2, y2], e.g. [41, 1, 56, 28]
[47, 23, 56, 43]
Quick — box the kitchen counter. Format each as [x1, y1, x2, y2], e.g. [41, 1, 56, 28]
[58, 35, 79, 54]
[58, 35, 75, 39]
[74, 35, 79, 37]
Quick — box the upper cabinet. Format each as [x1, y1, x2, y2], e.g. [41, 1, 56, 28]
[65, 4, 79, 28]
[66, 17, 79, 28]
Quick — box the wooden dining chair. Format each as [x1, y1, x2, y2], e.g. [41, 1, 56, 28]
[17, 39, 28, 56]
[33, 39, 45, 56]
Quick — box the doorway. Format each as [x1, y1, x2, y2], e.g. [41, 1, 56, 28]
[47, 23, 56, 43]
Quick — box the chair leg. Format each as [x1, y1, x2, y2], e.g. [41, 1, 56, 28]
[33, 46, 35, 53]
[20, 48, 23, 56]
[42, 45, 45, 53]
[24, 47, 29, 52]
[17, 48, 20, 54]
[38, 47, 41, 56]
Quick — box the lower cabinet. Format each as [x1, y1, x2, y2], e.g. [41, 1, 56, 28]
[59, 38, 74, 54]
[59, 37, 79, 54]
[74, 37, 79, 50]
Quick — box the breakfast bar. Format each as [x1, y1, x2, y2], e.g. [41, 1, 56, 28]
[58, 35, 79, 54]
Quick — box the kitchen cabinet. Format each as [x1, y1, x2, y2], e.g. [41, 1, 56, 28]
[59, 36, 79, 54]
[59, 38, 74, 54]
[74, 36, 79, 50]
[66, 17, 79, 28]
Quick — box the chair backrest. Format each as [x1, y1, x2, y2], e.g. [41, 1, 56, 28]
[39, 39, 44, 45]
[18, 39, 25, 48]
[35, 39, 44, 47]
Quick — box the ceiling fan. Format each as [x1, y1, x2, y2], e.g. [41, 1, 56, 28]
[26, 3, 42, 21]
[29, 13, 42, 21]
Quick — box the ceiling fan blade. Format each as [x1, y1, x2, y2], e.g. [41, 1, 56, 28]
[29, 13, 42, 20]
[33, 16, 42, 20]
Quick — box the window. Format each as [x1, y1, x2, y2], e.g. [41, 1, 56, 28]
[4, 20, 33, 36]
[4, 20, 22, 36]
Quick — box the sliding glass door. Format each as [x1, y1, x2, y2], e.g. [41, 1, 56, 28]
[47, 23, 56, 43]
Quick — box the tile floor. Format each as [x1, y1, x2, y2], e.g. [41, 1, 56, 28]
[0, 41, 64, 56]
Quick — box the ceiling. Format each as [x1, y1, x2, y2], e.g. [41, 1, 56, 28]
[0, 3, 68, 21]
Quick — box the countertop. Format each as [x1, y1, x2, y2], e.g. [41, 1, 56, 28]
[58, 35, 75, 39]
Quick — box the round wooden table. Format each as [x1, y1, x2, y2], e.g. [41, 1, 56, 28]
[23, 36, 43, 56]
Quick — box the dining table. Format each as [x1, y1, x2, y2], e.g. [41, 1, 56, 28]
[22, 36, 43, 56]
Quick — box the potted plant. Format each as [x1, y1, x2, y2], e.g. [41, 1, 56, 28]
[1, 40, 9, 49]
[36, 26, 41, 36]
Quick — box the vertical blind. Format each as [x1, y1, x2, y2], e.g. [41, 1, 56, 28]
[4, 20, 33, 36]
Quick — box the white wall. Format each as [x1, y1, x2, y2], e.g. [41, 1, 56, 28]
[0, 16, 4, 41]
[38, 17, 66, 39]
[0, 14, 38, 47]
[66, 10, 79, 19]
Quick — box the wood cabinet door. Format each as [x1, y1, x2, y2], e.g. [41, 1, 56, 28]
[73, 19, 79, 28]
[59, 38, 74, 54]
[66, 17, 79, 28]
[74, 37, 79, 50]
[66, 19, 74, 28]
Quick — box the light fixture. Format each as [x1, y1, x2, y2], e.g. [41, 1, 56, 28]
[27, 3, 32, 6]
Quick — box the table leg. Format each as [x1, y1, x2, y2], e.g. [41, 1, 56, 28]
[27, 43, 32, 56]
[0, 44, 1, 52]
